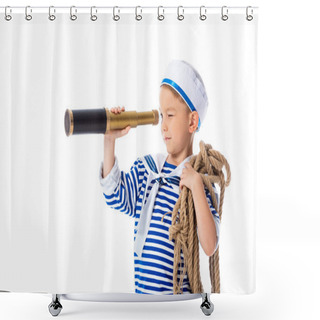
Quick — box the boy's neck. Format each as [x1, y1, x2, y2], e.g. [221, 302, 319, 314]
[166, 150, 193, 167]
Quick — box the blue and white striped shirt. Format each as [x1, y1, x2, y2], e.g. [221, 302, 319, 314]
[99, 154, 220, 295]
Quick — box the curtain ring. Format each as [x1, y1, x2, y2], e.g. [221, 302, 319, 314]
[200, 6, 207, 21]
[70, 6, 77, 21]
[157, 6, 164, 21]
[221, 6, 228, 21]
[25, 6, 32, 21]
[5, 6, 12, 21]
[113, 6, 120, 21]
[177, 6, 184, 21]
[91, 6, 98, 21]
[246, 6, 253, 21]
[49, 6, 56, 21]
[135, 6, 142, 21]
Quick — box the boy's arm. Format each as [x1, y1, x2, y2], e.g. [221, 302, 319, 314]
[191, 177, 220, 257]
[103, 137, 116, 178]
[99, 156, 144, 218]
[102, 106, 131, 177]
[100, 116, 143, 217]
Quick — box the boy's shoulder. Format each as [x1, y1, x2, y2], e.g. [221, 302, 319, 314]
[140, 152, 166, 161]
[138, 153, 167, 172]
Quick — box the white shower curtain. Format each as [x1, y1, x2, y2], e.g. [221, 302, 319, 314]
[0, 6, 258, 294]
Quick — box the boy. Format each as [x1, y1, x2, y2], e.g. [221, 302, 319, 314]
[99, 60, 220, 295]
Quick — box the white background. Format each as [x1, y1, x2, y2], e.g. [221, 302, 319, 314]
[1, 0, 319, 319]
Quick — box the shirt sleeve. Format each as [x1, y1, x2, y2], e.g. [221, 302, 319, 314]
[99, 156, 145, 218]
[204, 183, 220, 255]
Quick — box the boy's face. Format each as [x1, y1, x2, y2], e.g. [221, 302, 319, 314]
[159, 85, 198, 155]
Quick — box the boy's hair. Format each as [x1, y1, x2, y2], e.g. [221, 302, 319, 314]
[162, 83, 191, 114]
[162, 83, 198, 132]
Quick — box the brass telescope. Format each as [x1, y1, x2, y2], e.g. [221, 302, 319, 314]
[64, 108, 159, 136]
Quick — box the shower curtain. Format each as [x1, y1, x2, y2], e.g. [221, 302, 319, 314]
[0, 6, 258, 295]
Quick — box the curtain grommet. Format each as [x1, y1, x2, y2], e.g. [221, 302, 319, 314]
[70, 6, 77, 21]
[113, 6, 120, 21]
[246, 6, 254, 21]
[221, 6, 228, 21]
[135, 6, 142, 21]
[25, 6, 32, 21]
[200, 6, 207, 21]
[5, 6, 12, 21]
[157, 6, 165, 21]
[91, 6, 98, 21]
[49, 6, 56, 21]
[177, 6, 184, 21]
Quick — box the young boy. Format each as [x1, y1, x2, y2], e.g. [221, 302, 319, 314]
[99, 60, 220, 295]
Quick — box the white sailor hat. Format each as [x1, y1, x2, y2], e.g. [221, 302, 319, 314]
[160, 60, 208, 132]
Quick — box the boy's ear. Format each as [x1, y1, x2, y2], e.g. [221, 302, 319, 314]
[189, 111, 199, 133]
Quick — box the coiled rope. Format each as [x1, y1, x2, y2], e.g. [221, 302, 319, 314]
[161, 140, 231, 294]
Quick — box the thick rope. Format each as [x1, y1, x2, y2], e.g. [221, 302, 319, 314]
[161, 140, 231, 294]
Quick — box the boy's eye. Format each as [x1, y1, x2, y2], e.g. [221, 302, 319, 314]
[159, 113, 173, 118]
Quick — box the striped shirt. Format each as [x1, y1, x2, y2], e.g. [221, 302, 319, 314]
[99, 154, 220, 295]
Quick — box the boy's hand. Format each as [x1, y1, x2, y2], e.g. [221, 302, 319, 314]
[179, 162, 201, 192]
[104, 106, 131, 142]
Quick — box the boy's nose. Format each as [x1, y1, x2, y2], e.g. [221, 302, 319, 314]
[161, 121, 168, 131]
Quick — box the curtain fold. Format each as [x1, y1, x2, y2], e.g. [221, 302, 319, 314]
[0, 8, 258, 294]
